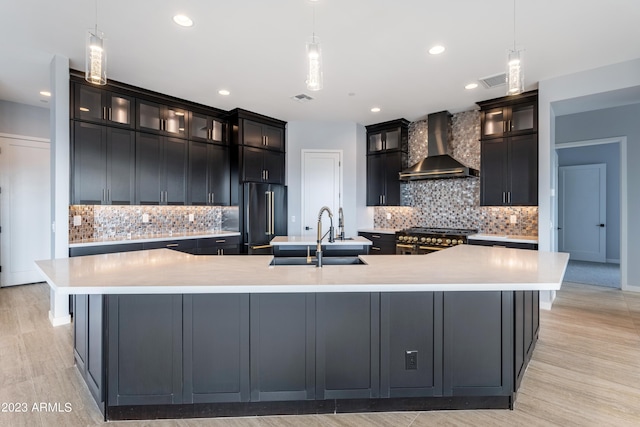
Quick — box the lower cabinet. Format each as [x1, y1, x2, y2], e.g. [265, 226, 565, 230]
[197, 236, 240, 255]
[78, 291, 536, 416]
[107, 295, 183, 406]
[184, 294, 250, 403]
[468, 239, 538, 250]
[358, 232, 396, 254]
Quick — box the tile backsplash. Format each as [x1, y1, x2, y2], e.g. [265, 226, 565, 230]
[374, 110, 538, 236]
[69, 205, 239, 242]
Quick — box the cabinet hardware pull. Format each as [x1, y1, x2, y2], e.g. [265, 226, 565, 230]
[108, 108, 112, 121]
[166, 244, 179, 247]
[396, 244, 414, 249]
[103, 107, 107, 120]
[372, 235, 381, 238]
[502, 192, 506, 204]
[508, 192, 511, 204]
[216, 239, 226, 243]
[102, 189, 106, 202]
[211, 192, 214, 204]
[107, 189, 110, 202]
[371, 246, 381, 251]
[265, 136, 269, 146]
[266, 170, 269, 181]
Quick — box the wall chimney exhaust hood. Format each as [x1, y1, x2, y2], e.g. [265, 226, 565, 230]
[399, 111, 479, 181]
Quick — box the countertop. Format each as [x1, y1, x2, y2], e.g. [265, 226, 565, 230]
[69, 231, 241, 248]
[357, 228, 400, 235]
[468, 234, 539, 244]
[270, 236, 372, 246]
[36, 245, 568, 295]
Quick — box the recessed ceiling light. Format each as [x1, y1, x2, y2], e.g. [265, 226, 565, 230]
[428, 45, 445, 55]
[465, 83, 479, 90]
[371, 107, 381, 113]
[40, 91, 51, 97]
[218, 89, 230, 96]
[173, 14, 193, 27]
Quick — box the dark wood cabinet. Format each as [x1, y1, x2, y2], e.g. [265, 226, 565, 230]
[365, 119, 408, 206]
[478, 91, 538, 207]
[315, 293, 380, 400]
[366, 119, 409, 154]
[183, 294, 250, 403]
[73, 294, 105, 410]
[242, 119, 284, 151]
[367, 151, 405, 206]
[197, 236, 240, 255]
[358, 231, 396, 254]
[73, 82, 134, 128]
[242, 146, 285, 184]
[468, 238, 538, 250]
[135, 132, 188, 205]
[189, 112, 225, 143]
[188, 141, 230, 205]
[107, 294, 184, 406]
[137, 99, 188, 138]
[72, 121, 135, 205]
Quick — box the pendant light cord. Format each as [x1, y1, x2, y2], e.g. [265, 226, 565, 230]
[513, 0, 516, 50]
[312, 3, 316, 42]
[94, 0, 99, 33]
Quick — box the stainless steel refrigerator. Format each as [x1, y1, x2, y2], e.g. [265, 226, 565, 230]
[243, 182, 287, 254]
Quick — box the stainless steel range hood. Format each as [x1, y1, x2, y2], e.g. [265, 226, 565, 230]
[399, 111, 479, 180]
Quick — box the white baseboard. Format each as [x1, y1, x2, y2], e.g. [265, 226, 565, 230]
[49, 311, 71, 327]
[606, 258, 620, 264]
[540, 301, 553, 310]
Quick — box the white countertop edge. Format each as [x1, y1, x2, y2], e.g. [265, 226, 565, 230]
[69, 231, 241, 248]
[44, 282, 563, 295]
[357, 228, 400, 235]
[271, 236, 372, 246]
[468, 234, 538, 244]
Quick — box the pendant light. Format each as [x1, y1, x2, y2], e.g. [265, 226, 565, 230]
[507, 0, 523, 95]
[306, 1, 323, 91]
[86, 0, 107, 85]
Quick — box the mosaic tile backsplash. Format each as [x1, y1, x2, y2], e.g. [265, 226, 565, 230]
[374, 110, 538, 236]
[69, 205, 239, 242]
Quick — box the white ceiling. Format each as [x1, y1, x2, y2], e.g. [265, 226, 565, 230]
[1, 0, 640, 125]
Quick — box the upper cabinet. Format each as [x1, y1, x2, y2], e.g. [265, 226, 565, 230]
[242, 119, 285, 152]
[189, 112, 226, 144]
[137, 99, 188, 138]
[366, 119, 409, 154]
[478, 91, 537, 140]
[73, 82, 134, 128]
[365, 119, 409, 206]
[477, 90, 538, 206]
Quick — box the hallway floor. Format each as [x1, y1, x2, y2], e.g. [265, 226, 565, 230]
[1, 282, 640, 426]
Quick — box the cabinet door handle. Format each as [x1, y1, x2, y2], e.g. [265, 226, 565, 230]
[502, 192, 506, 204]
[166, 244, 179, 248]
[211, 192, 214, 204]
[265, 136, 269, 146]
[102, 189, 106, 202]
[102, 107, 107, 120]
[107, 189, 110, 202]
[372, 235, 381, 239]
[266, 170, 269, 181]
[508, 192, 511, 204]
[108, 108, 112, 121]
[371, 246, 381, 251]
[216, 239, 226, 243]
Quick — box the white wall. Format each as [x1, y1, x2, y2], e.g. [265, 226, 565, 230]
[539, 58, 640, 295]
[0, 100, 49, 138]
[286, 121, 367, 237]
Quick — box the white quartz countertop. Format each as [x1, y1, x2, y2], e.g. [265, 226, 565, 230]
[270, 236, 372, 246]
[357, 228, 400, 235]
[36, 245, 568, 295]
[468, 234, 539, 244]
[69, 231, 241, 248]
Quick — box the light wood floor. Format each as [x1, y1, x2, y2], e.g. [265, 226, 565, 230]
[1, 282, 640, 426]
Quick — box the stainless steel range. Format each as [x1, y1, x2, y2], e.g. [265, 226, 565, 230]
[395, 227, 478, 255]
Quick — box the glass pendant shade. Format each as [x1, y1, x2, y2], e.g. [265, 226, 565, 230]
[507, 49, 523, 95]
[86, 30, 107, 85]
[306, 37, 323, 91]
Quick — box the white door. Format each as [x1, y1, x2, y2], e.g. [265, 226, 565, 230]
[301, 150, 342, 238]
[0, 136, 51, 286]
[558, 164, 606, 262]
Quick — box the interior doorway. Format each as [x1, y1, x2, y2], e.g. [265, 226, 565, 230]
[0, 134, 51, 287]
[301, 150, 342, 237]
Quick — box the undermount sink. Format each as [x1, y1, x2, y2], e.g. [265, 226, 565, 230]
[270, 256, 367, 266]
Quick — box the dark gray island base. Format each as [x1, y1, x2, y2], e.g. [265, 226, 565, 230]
[73, 290, 539, 421]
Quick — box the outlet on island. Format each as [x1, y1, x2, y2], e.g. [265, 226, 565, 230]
[405, 350, 418, 370]
[73, 215, 82, 227]
[510, 215, 517, 224]
[188, 213, 194, 222]
[142, 213, 149, 223]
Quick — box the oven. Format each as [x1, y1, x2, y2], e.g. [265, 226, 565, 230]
[395, 227, 477, 255]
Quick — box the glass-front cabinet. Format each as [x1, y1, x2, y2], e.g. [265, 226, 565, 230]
[73, 83, 134, 128]
[137, 99, 188, 138]
[189, 112, 225, 143]
[480, 92, 537, 139]
[367, 124, 404, 154]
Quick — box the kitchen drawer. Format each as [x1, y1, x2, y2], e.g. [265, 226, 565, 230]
[143, 239, 198, 253]
[358, 232, 396, 255]
[468, 239, 538, 250]
[197, 236, 241, 255]
[69, 243, 144, 257]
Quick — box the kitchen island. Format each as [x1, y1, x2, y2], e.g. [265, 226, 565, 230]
[35, 246, 568, 421]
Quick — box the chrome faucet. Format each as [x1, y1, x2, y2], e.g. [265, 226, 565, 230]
[338, 207, 345, 240]
[316, 206, 334, 267]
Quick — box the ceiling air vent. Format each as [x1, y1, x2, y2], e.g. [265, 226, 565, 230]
[291, 93, 314, 103]
[479, 73, 506, 89]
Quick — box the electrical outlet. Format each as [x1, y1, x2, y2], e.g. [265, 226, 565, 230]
[73, 215, 82, 226]
[142, 213, 149, 223]
[188, 213, 194, 222]
[386, 213, 392, 220]
[292, 215, 296, 223]
[510, 215, 517, 224]
[405, 350, 418, 370]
